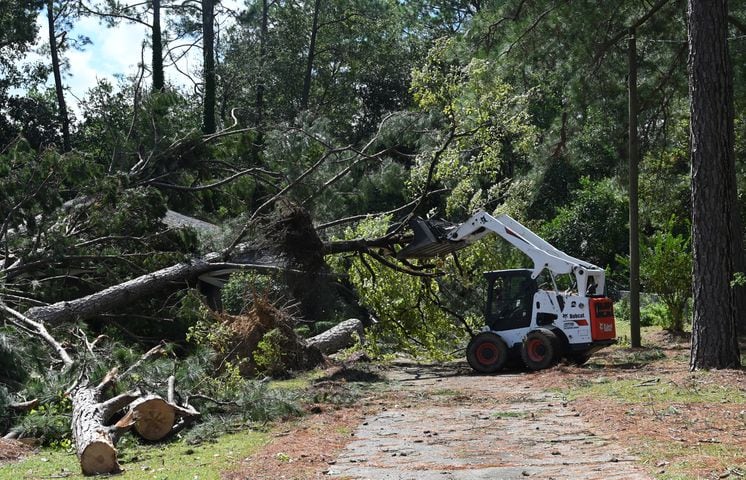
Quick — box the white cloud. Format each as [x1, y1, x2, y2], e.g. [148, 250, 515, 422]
[20, 3, 245, 113]
[66, 16, 148, 105]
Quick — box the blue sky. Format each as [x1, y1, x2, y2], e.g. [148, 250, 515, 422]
[28, 1, 241, 113]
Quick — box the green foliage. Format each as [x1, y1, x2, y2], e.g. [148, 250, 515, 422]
[541, 177, 628, 271]
[221, 272, 279, 315]
[18, 393, 72, 447]
[332, 217, 462, 358]
[0, 332, 29, 389]
[234, 379, 302, 423]
[410, 42, 537, 216]
[253, 328, 286, 377]
[0, 384, 9, 431]
[638, 221, 692, 332]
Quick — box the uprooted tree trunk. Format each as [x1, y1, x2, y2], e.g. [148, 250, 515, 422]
[307, 318, 365, 355]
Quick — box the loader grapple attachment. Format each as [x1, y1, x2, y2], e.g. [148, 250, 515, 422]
[397, 217, 467, 259]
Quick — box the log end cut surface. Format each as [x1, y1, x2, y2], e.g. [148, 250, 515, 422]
[132, 397, 176, 441]
[81, 441, 119, 475]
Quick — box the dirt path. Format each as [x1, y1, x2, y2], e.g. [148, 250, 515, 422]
[326, 362, 651, 480]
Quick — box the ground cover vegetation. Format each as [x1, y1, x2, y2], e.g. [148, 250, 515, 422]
[0, 0, 745, 475]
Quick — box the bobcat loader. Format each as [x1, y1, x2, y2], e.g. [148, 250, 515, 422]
[398, 211, 616, 372]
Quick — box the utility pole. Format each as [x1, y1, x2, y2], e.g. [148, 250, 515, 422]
[628, 27, 641, 348]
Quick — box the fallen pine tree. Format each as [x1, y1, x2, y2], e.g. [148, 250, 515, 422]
[0, 203, 416, 474]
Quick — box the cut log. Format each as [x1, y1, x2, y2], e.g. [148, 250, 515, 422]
[70, 387, 141, 475]
[129, 395, 176, 441]
[307, 318, 364, 354]
[71, 388, 118, 475]
[127, 389, 200, 442]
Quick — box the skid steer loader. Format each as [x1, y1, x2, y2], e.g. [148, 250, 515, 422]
[398, 211, 616, 372]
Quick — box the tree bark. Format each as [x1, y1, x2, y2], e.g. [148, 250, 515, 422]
[47, 0, 71, 152]
[301, 0, 321, 111]
[25, 255, 223, 325]
[307, 318, 364, 354]
[687, 0, 741, 369]
[152, 0, 164, 92]
[70, 387, 140, 475]
[202, 0, 216, 134]
[255, 0, 268, 140]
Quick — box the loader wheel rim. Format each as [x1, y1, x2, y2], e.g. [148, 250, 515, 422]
[476, 342, 499, 365]
[527, 338, 547, 362]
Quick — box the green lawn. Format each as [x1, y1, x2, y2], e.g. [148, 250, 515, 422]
[0, 430, 268, 480]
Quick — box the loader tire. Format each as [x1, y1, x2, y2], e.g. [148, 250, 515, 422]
[467, 332, 508, 373]
[521, 330, 560, 371]
[566, 353, 591, 366]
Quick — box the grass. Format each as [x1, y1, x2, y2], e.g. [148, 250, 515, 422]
[560, 326, 746, 480]
[490, 411, 527, 419]
[612, 319, 661, 347]
[563, 374, 746, 404]
[0, 430, 268, 480]
[635, 440, 746, 480]
[268, 369, 325, 391]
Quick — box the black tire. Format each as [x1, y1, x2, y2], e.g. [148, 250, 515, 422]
[466, 332, 508, 373]
[566, 353, 591, 366]
[521, 330, 560, 371]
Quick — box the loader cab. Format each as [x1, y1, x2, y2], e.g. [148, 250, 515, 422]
[484, 269, 537, 331]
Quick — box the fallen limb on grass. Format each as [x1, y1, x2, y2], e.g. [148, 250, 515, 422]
[307, 318, 364, 355]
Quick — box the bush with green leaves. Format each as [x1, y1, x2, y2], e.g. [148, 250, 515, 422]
[17, 393, 72, 448]
[254, 328, 286, 377]
[638, 222, 692, 332]
[541, 177, 628, 271]
[641, 302, 673, 329]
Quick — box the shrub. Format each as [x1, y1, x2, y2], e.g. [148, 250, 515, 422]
[254, 328, 286, 377]
[639, 221, 692, 332]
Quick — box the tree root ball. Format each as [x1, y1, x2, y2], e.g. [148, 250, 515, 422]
[218, 296, 324, 377]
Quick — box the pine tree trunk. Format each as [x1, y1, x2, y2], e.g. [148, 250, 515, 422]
[47, 0, 71, 152]
[307, 318, 364, 354]
[202, 0, 216, 134]
[301, 0, 321, 111]
[71, 388, 120, 475]
[152, 0, 164, 92]
[255, 0, 268, 136]
[687, 0, 741, 369]
[70, 387, 140, 475]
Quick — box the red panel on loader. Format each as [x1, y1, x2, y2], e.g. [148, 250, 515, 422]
[589, 297, 616, 341]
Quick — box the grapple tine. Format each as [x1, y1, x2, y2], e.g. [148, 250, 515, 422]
[397, 217, 467, 259]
